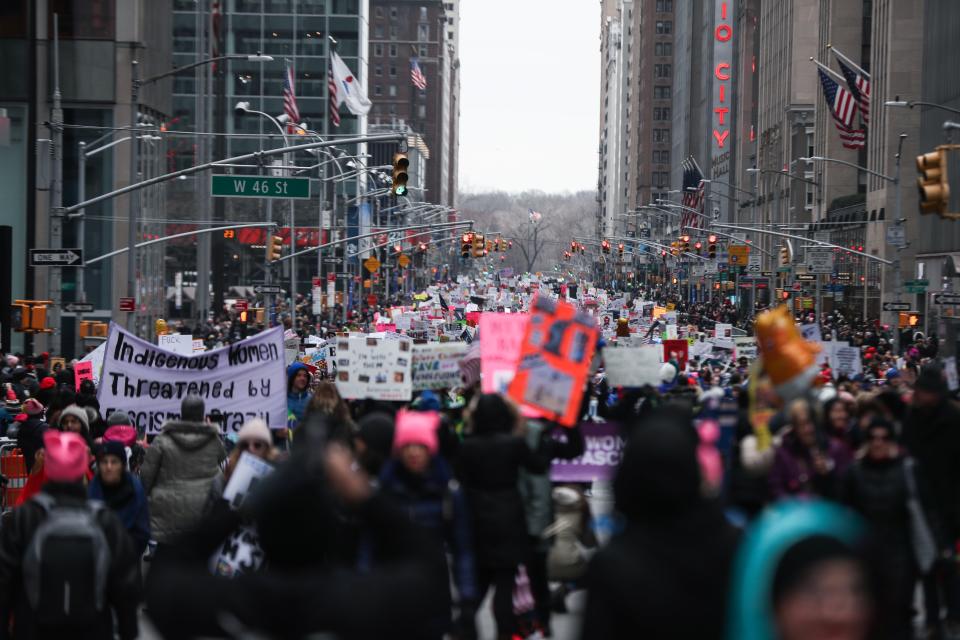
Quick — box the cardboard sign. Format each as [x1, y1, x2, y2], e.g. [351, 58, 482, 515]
[829, 342, 863, 378]
[158, 333, 194, 355]
[334, 336, 413, 401]
[603, 346, 662, 387]
[98, 323, 287, 434]
[733, 336, 758, 360]
[550, 422, 624, 482]
[74, 360, 94, 391]
[479, 313, 530, 393]
[411, 343, 468, 390]
[78, 342, 106, 387]
[662, 339, 690, 371]
[507, 297, 599, 427]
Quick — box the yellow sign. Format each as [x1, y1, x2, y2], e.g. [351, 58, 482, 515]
[728, 245, 750, 265]
[398, 254, 410, 268]
[652, 306, 667, 319]
[363, 279, 372, 289]
[363, 257, 381, 273]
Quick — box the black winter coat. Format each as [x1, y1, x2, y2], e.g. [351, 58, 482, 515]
[842, 457, 916, 553]
[0, 483, 140, 640]
[902, 399, 960, 539]
[581, 503, 739, 640]
[15, 418, 48, 474]
[457, 432, 550, 568]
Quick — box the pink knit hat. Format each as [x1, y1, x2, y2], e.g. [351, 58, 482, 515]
[103, 425, 137, 448]
[43, 431, 88, 482]
[393, 409, 439, 457]
[22, 398, 44, 416]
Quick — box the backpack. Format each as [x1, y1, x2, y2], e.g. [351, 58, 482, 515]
[22, 492, 111, 627]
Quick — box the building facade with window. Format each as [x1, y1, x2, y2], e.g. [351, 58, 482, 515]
[368, 0, 460, 207]
[0, 0, 172, 355]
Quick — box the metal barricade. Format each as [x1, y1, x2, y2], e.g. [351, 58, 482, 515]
[0, 439, 27, 511]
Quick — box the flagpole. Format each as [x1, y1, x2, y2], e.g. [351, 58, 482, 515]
[809, 57, 846, 84]
[827, 44, 871, 79]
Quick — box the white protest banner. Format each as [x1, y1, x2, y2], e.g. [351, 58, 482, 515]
[689, 339, 714, 360]
[98, 323, 286, 435]
[713, 323, 735, 349]
[79, 342, 106, 387]
[829, 342, 863, 378]
[733, 336, 758, 360]
[334, 336, 413, 401]
[799, 323, 822, 343]
[603, 346, 662, 387]
[411, 343, 468, 390]
[158, 333, 193, 355]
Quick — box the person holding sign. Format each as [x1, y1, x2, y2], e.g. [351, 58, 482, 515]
[205, 418, 276, 515]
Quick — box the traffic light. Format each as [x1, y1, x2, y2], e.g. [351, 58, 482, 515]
[694, 241, 702, 253]
[418, 242, 428, 252]
[899, 312, 921, 328]
[681, 235, 690, 253]
[266, 234, 283, 262]
[472, 233, 485, 258]
[461, 233, 473, 258]
[778, 246, 791, 266]
[917, 148, 949, 215]
[670, 241, 679, 257]
[708, 235, 718, 259]
[223, 229, 235, 239]
[391, 152, 409, 196]
[155, 318, 169, 336]
[617, 242, 625, 257]
[12, 300, 53, 333]
[601, 239, 610, 254]
[563, 251, 571, 261]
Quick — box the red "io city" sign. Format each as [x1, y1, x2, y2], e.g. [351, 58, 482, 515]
[713, 0, 732, 150]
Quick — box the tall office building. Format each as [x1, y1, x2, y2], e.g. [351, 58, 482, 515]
[597, 0, 631, 239]
[0, 0, 171, 356]
[368, 0, 460, 208]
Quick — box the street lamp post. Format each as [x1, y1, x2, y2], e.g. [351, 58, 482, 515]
[128, 53, 273, 333]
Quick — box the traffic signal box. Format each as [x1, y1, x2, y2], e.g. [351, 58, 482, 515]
[265, 234, 283, 262]
[472, 234, 485, 258]
[391, 153, 410, 196]
[917, 147, 950, 216]
[779, 246, 791, 266]
[461, 233, 473, 258]
[708, 235, 718, 259]
[12, 300, 53, 333]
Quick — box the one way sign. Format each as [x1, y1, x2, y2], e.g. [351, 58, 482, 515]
[29, 248, 83, 266]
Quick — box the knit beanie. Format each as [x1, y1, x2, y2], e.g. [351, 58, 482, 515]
[43, 431, 88, 482]
[38, 376, 56, 391]
[107, 410, 134, 427]
[58, 404, 90, 432]
[4, 384, 19, 411]
[392, 409, 439, 456]
[22, 398, 44, 417]
[97, 439, 128, 464]
[237, 418, 272, 445]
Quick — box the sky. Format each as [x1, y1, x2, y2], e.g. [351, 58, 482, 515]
[457, 0, 600, 195]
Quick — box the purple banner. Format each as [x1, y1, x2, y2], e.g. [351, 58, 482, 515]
[550, 422, 625, 482]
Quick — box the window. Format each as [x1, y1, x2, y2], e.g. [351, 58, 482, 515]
[374, 43, 384, 57]
[654, 107, 671, 120]
[374, 64, 382, 76]
[653, 86, 671, 99]
[654, 42, 673, 56]
[389, 44, 398, 57]
[374, 85, 382, 96]
[389, 25, 398, 39]
[420, 6, 428, 20]
[419, 88, 427, 98]
[654, 63, 671, 78]
[656, 0, 673, 11]
[653, 150, 670, 164]
[418, 24, 429, 41]
[374, 25, 384, 38]
[375, 7, 383, 17]
[389, 85, 397, 97]
[389, 65, 397, 77]
[418, 104, 426, 119]
[389, 104, 397, 115]
[656, 21, 672, 34]
[653, 129, 670, 143]
[390, 7, 398, 18]
[419, 44, 428, 57]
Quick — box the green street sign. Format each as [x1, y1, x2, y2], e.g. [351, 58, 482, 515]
[211, 175, 310, 199]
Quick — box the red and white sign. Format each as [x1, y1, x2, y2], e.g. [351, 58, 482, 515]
[119, 297, 135, 312]
[235, 300, 249, 312]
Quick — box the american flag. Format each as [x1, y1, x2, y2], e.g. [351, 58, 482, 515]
[410, 57, 427, 90]
[328, 60, 341, 128]
[282, 61, 300, 133]
[680, 157, 705, 231]
[835, 58, 870, 125]
[818, 69, 865, 149]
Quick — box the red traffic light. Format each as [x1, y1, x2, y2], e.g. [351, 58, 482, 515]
[708, 234, 717, 243]
[694, 241, 702, 250]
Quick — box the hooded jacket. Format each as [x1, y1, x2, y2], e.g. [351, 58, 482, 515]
[89, 471, 152, 556]
[581, 408, 740, 640]
[286, 362, 312, 427]
[139, 420, 225, 544]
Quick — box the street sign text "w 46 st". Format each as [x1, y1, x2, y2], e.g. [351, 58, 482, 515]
[211, 175, 311, 199]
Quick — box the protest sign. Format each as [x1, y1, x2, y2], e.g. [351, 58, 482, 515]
[733, 336, 758, 360]
[603, 346, 662, 387]
[714, 323, 735, 349]
[689, 339, 714, 360]
[507, 297, 599, 426]
[74, 360, 94, 391]
[663, 339, 690, 371]
[664, 324, 678, 340]
[209, 452, 274, 578]
[78, 342, 106, 387]
[479, 313, 529, 393]
[829, 342, 863, 378]
[334, 336, 413, 401]
[158, 333, 194, 355]
[411, 343, 468, 390]
[551, 422, 624, 482]
[799, 323, 822, 343]
[944, 356, 959, 392]
[98, 323, 287, 435]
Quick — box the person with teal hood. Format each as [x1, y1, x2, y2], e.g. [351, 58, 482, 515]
[287, 361, 312, 428]
[726, 500, 889, 640]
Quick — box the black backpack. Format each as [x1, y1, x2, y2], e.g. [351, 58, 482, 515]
[22, 492, 111, 627]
